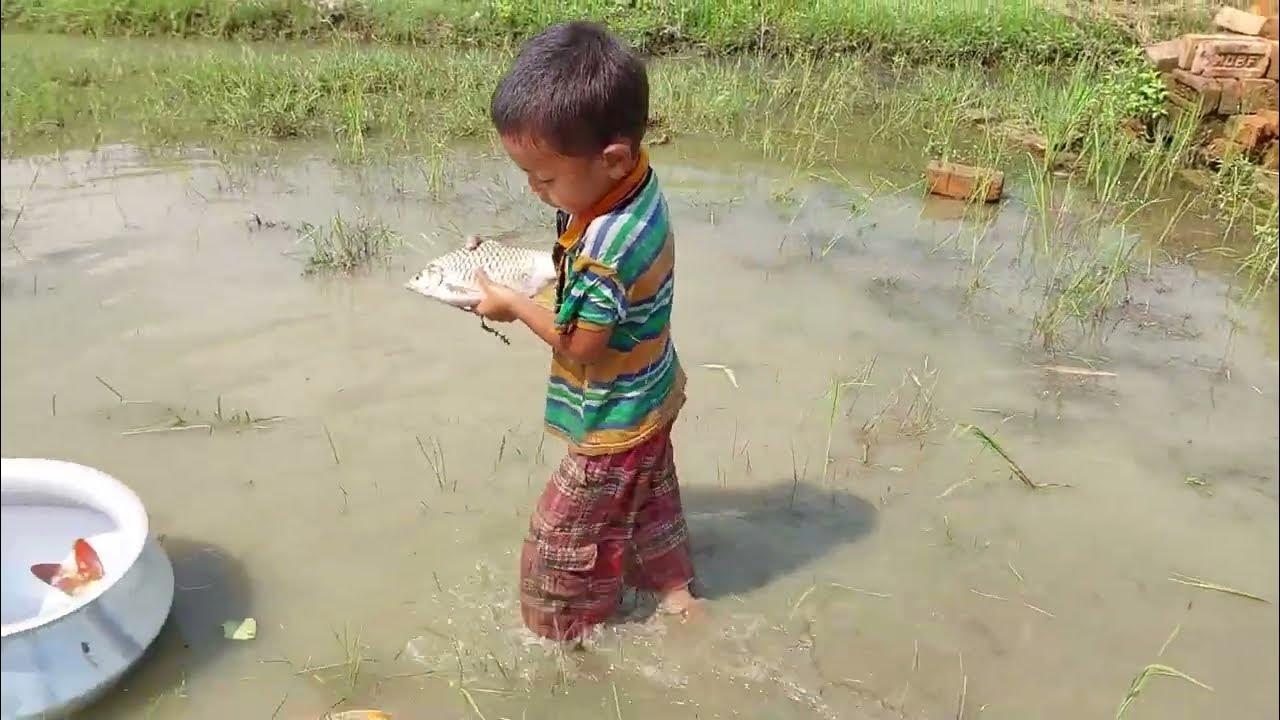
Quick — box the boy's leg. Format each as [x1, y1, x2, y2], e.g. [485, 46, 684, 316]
[624, 425, 697, 610]
[519, 452, 628, 642]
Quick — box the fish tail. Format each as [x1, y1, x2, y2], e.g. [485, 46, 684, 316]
[30, 563, 64, 585]
[74, 538, 105, 581]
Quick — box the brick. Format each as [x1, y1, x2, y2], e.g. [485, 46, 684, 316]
[1215, 7, 1269, 35]
[1145, 40, 1182, 72]
[1227, 113, 1277, 149]
[1179, 34, 1240, 68]
[1241, 78, 1280, 112]
[1260, 109, 1280, 133]
[1191, 38, 1273, 78]
[1219, 78, 1243, 114]
[1201, 137, 1248, 165]
[1164, 70, 1222, 113]
[1263, 140, 1280, 170]
[925, 161, 1004, 203]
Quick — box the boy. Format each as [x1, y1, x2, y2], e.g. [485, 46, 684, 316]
[469, 21, 698, 642]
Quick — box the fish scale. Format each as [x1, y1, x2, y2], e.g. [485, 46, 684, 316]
[404, 240, 557, 309]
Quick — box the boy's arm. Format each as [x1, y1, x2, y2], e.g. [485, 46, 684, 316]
[505, 293, 611, 366]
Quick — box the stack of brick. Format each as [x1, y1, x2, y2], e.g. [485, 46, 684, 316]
[1145, 6, 1280, 169]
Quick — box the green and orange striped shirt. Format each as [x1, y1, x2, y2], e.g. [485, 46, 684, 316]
[547, 154, 686, 455]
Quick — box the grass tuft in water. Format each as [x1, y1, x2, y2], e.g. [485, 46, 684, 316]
[300, 212, 397, 273]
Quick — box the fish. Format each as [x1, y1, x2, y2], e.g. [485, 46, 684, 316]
[405, 239, 556, 310]
[30, 538, 105, 597]
[405, 238, 557, 345]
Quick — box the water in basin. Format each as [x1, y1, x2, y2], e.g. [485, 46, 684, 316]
[0, 504, 125, 627]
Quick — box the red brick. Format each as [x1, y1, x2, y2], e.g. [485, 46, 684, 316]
[1227, 113, 1277, 149]
[1260, 109, 1280, 132]
[1145, 40, 1182, 72]
[1215, 7, 1270, 35]
[1219, 79, 1243, 114]
[1179, 34, 1240, 68]
[925, 161, 1004, 203]
[1164, 70, 1222, 114]
[1263, 141, 1280, 170]
[1191, 38, 1273, 78]
[1201, 137, 1248, 165]
[1241, 79, 1280, 112]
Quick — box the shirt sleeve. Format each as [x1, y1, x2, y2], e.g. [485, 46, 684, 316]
[554, 254, 627, 333]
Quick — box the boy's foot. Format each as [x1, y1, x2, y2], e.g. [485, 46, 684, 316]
[657, 584, 706, 621]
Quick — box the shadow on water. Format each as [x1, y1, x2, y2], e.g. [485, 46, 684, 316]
[87, 536, 251, 715]
[681, 483, 877, 599]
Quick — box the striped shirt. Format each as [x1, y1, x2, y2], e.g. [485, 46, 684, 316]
[546, 167, 686, 455]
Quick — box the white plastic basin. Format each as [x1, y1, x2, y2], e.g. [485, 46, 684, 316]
[1, 458, 174, 719]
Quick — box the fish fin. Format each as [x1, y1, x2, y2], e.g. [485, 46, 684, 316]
[74, 538, 105, 581]
[30, 563, 64, 585]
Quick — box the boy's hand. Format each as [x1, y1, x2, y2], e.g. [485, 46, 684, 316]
[472, 269, 518, 322]
[464, 234, 483, 251]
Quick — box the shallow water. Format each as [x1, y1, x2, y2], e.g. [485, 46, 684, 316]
[1, 141, 1276, 720]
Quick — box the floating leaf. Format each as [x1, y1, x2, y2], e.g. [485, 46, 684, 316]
[222, 617, 257, 640]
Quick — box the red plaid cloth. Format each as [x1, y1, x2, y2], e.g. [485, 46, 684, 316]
[520, 422, 694, 641]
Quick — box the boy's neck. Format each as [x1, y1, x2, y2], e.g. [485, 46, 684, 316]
[577, 150, 649, 219]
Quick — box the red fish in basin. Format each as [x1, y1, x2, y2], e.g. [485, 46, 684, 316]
[30, 538, 105, 596]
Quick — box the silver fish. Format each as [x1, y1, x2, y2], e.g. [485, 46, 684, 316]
[405, 239, 557, 345]
[405, 240, 556, 309]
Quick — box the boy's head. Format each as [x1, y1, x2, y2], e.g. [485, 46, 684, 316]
[491, 21, 648, 215]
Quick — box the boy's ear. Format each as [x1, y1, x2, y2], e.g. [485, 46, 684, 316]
[601, 141, 636, 180]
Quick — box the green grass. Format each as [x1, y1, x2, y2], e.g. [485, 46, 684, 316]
[298, 212, 399, 273]
[0, 0, 1139, 64]
[2, 24, 1275, 309]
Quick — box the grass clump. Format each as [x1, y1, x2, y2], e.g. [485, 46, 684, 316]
[1, 0, 1135, 65]
[1238, 200, 1279, 296]
[299, 212, 398, 273]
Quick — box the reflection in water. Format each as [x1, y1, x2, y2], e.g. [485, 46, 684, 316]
[0, 145, 1276, 720]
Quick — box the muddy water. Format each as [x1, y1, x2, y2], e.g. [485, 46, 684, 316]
[1, 142, 1277, 720]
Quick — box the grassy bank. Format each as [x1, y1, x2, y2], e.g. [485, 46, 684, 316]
[0, 0, 1147, 64]
[3, 31, 1275, 306]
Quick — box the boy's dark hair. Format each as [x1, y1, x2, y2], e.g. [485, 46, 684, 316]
[491, 21, 648, 156]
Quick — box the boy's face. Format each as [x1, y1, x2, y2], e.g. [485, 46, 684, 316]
[500, 134, 636, 216]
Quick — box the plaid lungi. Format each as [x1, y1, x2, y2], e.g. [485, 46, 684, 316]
[520, 423, 695, 641]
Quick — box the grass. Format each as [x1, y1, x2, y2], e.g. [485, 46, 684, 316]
[2, 3, 1276, 307]
[0, 0, 1140, 64]
[299, 212, 398, 273]
[1168, 572, 1271, 603]
[959, 423, 1068, 490]
[1238, 199, 1280, 297]
[1115, 663, 1213, 719]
